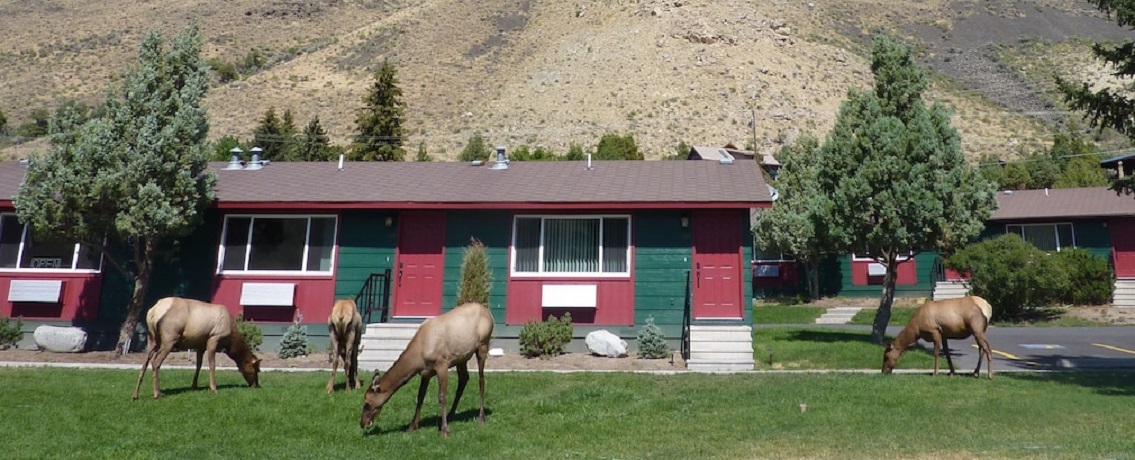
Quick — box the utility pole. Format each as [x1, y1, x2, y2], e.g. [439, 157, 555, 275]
[750, 108, 758, 152]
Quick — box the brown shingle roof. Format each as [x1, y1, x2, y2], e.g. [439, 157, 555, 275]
[990, 187, 1135, 221]
[0, 160, 771, 209]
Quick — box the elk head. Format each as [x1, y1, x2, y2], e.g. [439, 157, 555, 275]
[360, 371, 393, 430]
[881, 341, 903, 374]
[239, 358, 262, 388]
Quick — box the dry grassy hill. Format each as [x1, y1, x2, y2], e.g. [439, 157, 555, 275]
[1, 0, 1131, 161]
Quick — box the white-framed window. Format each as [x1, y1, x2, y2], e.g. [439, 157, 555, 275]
[1006, 223, 1074, 252]
[511, 215, 631, 277]
[754, 246, 796, 263]
[852, 249, 914, 262]
[217, 215, 338, 275]
[0, 214, 101, 272]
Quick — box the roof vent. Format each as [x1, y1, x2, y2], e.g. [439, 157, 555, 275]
[718, 156, 734, 165]
[246, 147, 264, 171]
[1002, 190, 1013, 195]
[489, 145, 509, 170]
[224, 147, 244, 170]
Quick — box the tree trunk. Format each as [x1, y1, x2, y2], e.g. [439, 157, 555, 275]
[806, 260, 820, 300]
[115, 240, 154, 355]
[870, 257, 898, 344]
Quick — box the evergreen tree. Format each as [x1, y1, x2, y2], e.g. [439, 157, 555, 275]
[563, 142, 587, 161]
[1056, 0, 1135, 196]
[297, 116, 333, 162]
[0, 107, 7, 135]
[456, 238, 492, 306]
[212, 135, 244, 161]
[350, 59, 405, 161]
[594, 133, 643, 160]
[753, 136, 834, 300]
[414, 141, 433, 162]
[14, 24, 215, 353]
[278, 313, 312, 359]
[816, 35, 996, 343]
[252, 107, 298, 161]
[459, 133, 490, 163]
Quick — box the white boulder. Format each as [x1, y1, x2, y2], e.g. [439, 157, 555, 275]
[585, 330, 628, 358]
[33, 325, 87, 353]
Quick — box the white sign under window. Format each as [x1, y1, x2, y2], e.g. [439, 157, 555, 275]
[8, 279, 64, 303]
[867, 263, 887, 276]
[239, 283, 295, 306]
[541, 284, 597, 308]
[754, 264, 780, 278]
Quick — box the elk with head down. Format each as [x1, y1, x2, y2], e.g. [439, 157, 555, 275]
[326, 298, 363, 394]
[359, 302, 494, 437]
[882, 295, 994, 379]
[131, 297, 261, 399]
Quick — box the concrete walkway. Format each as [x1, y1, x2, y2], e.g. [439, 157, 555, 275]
[814, 307, 862, 324]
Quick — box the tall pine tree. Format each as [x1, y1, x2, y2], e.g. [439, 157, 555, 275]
[350, 59, 405, 161]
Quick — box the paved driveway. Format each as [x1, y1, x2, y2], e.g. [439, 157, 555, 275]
[900, 326, 1135, 372]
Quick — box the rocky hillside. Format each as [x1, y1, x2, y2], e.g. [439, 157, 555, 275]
[0, 0, 1130, 161]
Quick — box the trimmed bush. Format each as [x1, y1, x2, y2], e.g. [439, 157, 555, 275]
[636, 316, 669, 359]
[278, 314, 313, 359]
[519, 312, 573, 359]
[0, 316, 23, 350]
[456, 238, 491, 306]
[1052, 248, 1112, 305]
[235, 313, 263, 352]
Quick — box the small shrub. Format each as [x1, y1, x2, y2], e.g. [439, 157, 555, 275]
[947, 233, 1072, 321]
[636, 316, 669, 359]
[519, 312, 573, 359]
[0, 316, 23, 350]
[278, 314, 313, 359]
[235, 313, 263, 352]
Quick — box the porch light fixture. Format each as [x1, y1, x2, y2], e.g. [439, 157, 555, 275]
[681, 216, 689, 228]
[385, 216, 394, 228]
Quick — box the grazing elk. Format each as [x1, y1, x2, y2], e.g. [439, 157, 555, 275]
[882, 295, 995, 379]
[359, 302, 494, 437]
[327, 298, 363, 394]
[131, 297, 261, 399]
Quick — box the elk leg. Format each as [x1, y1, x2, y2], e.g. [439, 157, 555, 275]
[191, 349, 205, 389]
[409, 376, 430, 432]
[930, 336, 942, 376]
[326, 324, 340, 394]
[449, 363, 469, 418]
[973, 330, 994, 380]
[131, 343, 159, 400]
[942, 337, 957, 376]
[205, 338, 221, 393]
[347, 328, 360, 390]
[436, 366, 450, 438]
[150, 342, 176, 399]
[476, 342, 488, 423]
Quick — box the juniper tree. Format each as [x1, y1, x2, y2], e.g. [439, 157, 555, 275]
[456, 238, 492, 306]
[14, 24, 215, 353]
[816, 35, 996, 343]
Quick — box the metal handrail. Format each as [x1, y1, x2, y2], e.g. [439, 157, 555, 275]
[355, 269, 392, 324]
[681, 269, 692, 361]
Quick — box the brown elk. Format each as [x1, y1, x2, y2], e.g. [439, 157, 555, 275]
[327, 298, 363, 394]
[131, 297, 261, 399]
[882, 295, 994, 379]
[359, 302, 494, 437]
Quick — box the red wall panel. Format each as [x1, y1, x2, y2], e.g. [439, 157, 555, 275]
[0, 273, 103, 321]
[851, 259, 917, 286]
[505, 278, 634, 326]
[211, 276, 337, 323]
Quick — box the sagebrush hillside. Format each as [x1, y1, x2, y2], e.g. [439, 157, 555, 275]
[1, 0, 1131, 161]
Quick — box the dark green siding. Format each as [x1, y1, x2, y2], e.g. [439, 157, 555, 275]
[333, 210, 397, 303]
[833, 252, 937, 298]
[442, 210, 511, 323]
[632, 210, 692, 340]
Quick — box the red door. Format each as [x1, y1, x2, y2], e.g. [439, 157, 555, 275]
[692, 211, 744, 319]
[392, 211, 446, 318]
[1111, 218, 1135, 278]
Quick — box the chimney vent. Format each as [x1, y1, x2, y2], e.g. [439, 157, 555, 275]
[489, 145, 509, 170]
[246, 147, 264, 170]
[224, 147, 244, 170]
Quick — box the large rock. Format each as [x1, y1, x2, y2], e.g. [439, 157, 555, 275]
[33, 325, 87, 353]
[585, 330, 628, 358]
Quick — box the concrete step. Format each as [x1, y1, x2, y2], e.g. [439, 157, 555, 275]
[815, 307, 861, 324]
[686, 360, 755, 372]
[933, 280, 970, 301]
[686, 325, 753, 372]
[358, 323, 421, 372]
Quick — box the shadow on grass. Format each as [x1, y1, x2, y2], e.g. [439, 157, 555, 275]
[1003, 370, 1135, 397]
[362, 407, 495, 437]
[785, 329, 892, 345]
[149, 383, 251, 398]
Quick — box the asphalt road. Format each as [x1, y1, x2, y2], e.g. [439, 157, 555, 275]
[917, 326, 1135, 372]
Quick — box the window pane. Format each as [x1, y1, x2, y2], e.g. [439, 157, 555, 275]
[221, 217, 251, 271]
[602, 217, 628, 273]
[514, 218, 541, 272]
[75, 244, 100, 270]
[1057, 224, 1074, 250]
[0, 215, 23, 268]
[305, 217, 336, 272]
[19, 235, 76, 269]
[249, 218, 307, 271]
[544, 218, 599, 272]
[1021, 225, 1057, 252]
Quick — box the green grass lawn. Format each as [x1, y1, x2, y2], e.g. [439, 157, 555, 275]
[1, 368, 1132, 459]
[752, 327, 934, 370]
